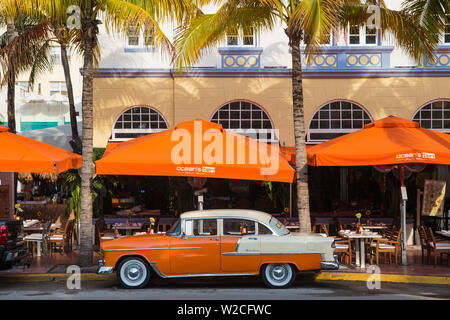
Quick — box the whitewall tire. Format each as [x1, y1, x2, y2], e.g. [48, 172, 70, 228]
[117, 257, 151, 289]
[262, 263, 296, 289]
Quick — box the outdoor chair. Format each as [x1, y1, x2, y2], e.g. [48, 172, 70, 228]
[426, 227, 450, 266]
[23, 221, 52, 268]
[418, 226, 431, 264]
[49, 219, 75, 255]
[369, 227, 402, 265]
[318, 224, 353, 264]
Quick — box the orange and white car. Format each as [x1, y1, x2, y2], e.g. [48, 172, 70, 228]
[98, 210, 338, 289]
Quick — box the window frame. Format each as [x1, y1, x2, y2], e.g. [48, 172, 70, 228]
[16, 81, 30, 97]
[222, 218, 257, 236]
[125, 23, 157, 50]
[307, 100, 373, 144]
[49, 46, 71, 65]
[226, 28, 257, 47]
[111, 106, 168, 142]
[184, 218, 219, 237]
[210, 101, 278, 143]
[412, 99, 450, 133]
[442, 12, 450, 44]
[49, 81, 68, 96]
[347, 24, 378, 46]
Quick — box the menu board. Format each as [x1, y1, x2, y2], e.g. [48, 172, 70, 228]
[422, 180, 446, 217]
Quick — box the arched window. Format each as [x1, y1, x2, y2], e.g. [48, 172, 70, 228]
[210, 101, 278, 143]
[308, 100, 372, 143]
[111, 106, 168, 141]
[412, 99, 450, 133]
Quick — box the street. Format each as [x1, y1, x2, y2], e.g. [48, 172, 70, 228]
[0, 274, 448, 300]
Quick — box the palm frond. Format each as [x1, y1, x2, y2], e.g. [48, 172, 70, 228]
[174, 0, 276, 70]
[289, 0, 339, 53]
[338, 0, 437, 62]
[0, 17, 55, 87]
[402, 0, 449, 44]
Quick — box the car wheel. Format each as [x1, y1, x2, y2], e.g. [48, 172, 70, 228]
[117, 257, 151, 289]
[262, 263, 296, 289]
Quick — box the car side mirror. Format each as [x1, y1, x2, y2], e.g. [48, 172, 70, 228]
[181, 232, 187, 239]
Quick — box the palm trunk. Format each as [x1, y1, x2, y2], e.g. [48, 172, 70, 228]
[77, 18, 96, 267]
[6, 22, 16, 134]
[290, 39, 311, 233]
[60, 43, 79, 142]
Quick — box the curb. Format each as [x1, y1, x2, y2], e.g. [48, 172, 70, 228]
[316, 272, 450, 285]
[0, 273, 116, 283]
[0, 272, 448, 285]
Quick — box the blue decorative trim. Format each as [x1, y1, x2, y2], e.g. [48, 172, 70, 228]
[88, 67, 450, 78]
[424, 46, 450, 68]
[218, 47, 263, 69]
[300, 46, 394, 70]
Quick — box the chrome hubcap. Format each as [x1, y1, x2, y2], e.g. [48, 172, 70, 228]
[127, 266, 141, 280]
[266, 263, 292, 287]
[120, 260, 147, 287]
[272, 266, 286, 280]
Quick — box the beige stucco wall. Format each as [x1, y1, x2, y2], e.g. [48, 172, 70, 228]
[93, 76, 450, 148]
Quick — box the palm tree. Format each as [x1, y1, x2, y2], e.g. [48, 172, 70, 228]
[1, 0, 197, 266]
[0, 15, 88, 145]
[174, 0, 436, 232]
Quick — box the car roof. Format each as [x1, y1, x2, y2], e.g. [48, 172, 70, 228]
[180, 209, 273, 224]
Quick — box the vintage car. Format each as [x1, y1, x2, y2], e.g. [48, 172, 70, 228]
[98, 209, 338, 289]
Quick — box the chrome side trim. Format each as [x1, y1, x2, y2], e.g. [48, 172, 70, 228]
[104, 248, 169, 252]
[104, 247, 201, 252]
[222, 252, 321, 256]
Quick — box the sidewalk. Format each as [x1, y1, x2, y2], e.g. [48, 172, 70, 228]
[0, 246, 448, 285]
[317, 245, 450, 285]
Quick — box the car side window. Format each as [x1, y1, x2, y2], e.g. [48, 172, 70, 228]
[185, 219, 217, 236]
[258, 223, 273, 235]
[223, 219, 256, 236]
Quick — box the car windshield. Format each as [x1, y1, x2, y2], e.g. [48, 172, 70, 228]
[268, 217, 290, 236]
[166, 219, 181, 236]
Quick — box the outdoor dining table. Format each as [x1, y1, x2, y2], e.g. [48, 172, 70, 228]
[436, 230, 450, 238]
[339, 230, 383, 268]
[113, 222, 144, 235]
[360, 225, 388, 230]
[23, 220, 61, 256]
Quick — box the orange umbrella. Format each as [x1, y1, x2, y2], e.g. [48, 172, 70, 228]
[0, 126, 81, 173]
[96, 120, 294, 183]
[307, 116, 450, 166]
[306, 116, 450, 266]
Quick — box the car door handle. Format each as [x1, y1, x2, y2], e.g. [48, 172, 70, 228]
[210, 238, 219, 241]
[248, 237, 258, 240]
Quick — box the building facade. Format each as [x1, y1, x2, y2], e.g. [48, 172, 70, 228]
[91, 1, 450, 150]
[0, 35, 83, 132]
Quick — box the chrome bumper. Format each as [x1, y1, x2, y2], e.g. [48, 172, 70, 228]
[320, 255, 339, 270]
[97, 260, 114, 274]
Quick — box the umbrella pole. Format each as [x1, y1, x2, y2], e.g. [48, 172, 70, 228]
[398, 165, 408, 266]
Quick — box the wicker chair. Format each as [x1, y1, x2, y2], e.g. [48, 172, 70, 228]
[369, 227, 402, 265]
[426, 227, 450, 266]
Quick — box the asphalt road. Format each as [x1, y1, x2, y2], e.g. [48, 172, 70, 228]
[0, 274, 448, 300]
